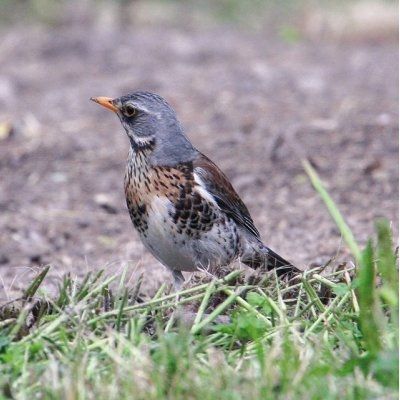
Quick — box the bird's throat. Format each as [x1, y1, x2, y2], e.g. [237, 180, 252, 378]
[129, 135, 156, 152]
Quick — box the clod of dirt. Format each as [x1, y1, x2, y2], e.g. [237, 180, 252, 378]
[94, 193, 119, 214]
[0, 121, 14, 141]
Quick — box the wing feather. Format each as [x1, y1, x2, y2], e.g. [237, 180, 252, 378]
[193, 153, 261, 239]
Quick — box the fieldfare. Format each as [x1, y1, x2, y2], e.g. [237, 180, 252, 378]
[91, 92, 295, 288]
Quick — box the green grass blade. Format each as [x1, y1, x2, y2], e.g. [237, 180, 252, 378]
[191, 289, 240, 334]
[116, 289, 128, 332]
[358, 241, 381, 356]
[191, 280, 216, 331]
[375, 219, 398, 309]
[302, 159, 361, 262]
[22, 265, 50, 301]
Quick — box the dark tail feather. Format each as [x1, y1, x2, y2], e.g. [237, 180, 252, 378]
[242, 244, 297, 277]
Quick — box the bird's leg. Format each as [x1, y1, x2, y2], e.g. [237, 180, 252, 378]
[172, 270, 184, 291]
[167, 270, 184, 329]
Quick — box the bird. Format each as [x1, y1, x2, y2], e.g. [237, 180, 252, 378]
[91, 92, 295, 288]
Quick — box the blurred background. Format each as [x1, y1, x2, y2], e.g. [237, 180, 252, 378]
[0, 0, 398, 296]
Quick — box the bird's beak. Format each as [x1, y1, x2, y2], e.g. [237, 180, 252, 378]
[90, 97, 118, 113]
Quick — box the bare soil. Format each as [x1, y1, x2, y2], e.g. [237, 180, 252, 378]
[0, 13, 398, 298]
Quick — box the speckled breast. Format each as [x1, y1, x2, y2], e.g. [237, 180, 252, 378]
[123, 150, 240, 270]
[124, 151, 216, 235]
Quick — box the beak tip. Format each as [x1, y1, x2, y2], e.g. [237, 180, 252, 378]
[90, 96, 118, 112]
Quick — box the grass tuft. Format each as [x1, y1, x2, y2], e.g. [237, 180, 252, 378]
[0, 163, 397, 398]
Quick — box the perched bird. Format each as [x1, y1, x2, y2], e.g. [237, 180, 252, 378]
[91, 92, 295, 288]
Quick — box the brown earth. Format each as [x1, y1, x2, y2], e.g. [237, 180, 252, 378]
[0, 6, 398, 298]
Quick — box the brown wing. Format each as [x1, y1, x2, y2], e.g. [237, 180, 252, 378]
[193, 153, 261, 240]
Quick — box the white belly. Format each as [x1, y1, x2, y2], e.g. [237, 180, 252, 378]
[139, 196, 239, 272]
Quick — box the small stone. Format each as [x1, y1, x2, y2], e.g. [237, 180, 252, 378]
[0, 121, 14, 141]
[94, 193, 119, 214]
[77, 219, 90, 229]
[0, 254, 10, 265]
[29, 254, 42, 264]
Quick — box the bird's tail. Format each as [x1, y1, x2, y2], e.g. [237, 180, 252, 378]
[241, 242, 297, 277]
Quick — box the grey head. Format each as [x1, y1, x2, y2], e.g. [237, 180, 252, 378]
[91, 91, 198, 166]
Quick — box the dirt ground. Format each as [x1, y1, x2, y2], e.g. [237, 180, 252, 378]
[0, 3, 398, 298]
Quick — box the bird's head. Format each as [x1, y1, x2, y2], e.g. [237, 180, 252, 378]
[91, 91, 197, 165]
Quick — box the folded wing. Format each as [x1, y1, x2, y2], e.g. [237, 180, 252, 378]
[193, 153, 261, 240]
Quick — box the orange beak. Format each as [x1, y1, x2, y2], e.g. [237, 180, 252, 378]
[90, 97, 118, 113]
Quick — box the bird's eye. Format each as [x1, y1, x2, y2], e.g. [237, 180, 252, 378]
[123, 105, 137, 117]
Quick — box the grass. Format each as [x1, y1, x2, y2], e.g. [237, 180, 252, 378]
[0, 162, 398, 399]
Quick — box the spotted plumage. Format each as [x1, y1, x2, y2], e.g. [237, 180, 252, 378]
[92, 92, 296, 287]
